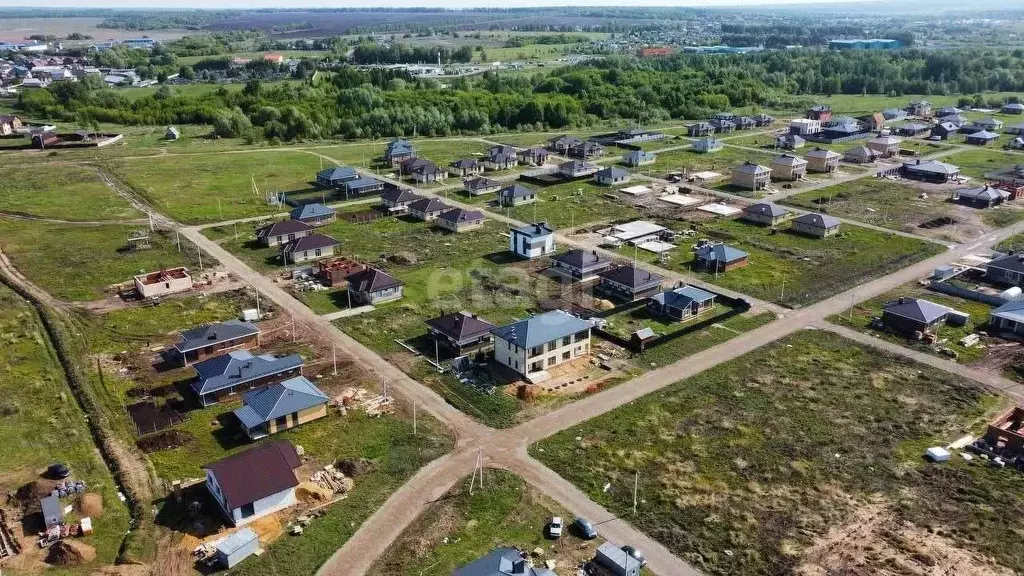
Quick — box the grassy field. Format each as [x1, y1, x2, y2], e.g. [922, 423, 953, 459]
[631, 217, 944, 308]
[0, 219, 203, 301]
[623, 144, 778, 181]
[370, 470, 602, 575]
[945, 147, 1023, 179]
[0, 283, 132, 575]
[318, 138, 494, 172]
[0, 164, 143, 222]
[531, 329, 1012, 576]
[489, 180, 643, 229]
[996, 232, 1024, 253]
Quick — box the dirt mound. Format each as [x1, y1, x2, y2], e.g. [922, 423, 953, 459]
[77, 492, 103, 517]
[389, 251, 418, 265]
[295, 482, 333, 504]
[13, 479, 59, 511]
[336, 458, 375, 477]
[136, 430, 194, 453]
[47, 540, 96, 566]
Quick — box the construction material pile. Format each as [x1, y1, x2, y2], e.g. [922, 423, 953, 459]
[335, 387, 393, 417]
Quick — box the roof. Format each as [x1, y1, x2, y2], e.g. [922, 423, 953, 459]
[512, 222, 554, 238]
[988, 253, 1024, 274]
[344, 176, 383, 190]
[1004, 103, 1024, 111]
[490, 310, 592, 349]
[176, 320, 259, 354]
[559, 159, 594, 172]
[882, 297, 950, 324]
[596, 166, 628, 179]
[487, 144, 517, 157]
[551, 249, 608, 270]
[408, 197, 451, 214]
[744, 202, 788, 217]
[233, 376, 328, 430]
[734, 161, 770, 175]
[204, 441, 301, 511]
[625, 149, 656, 160]
[386, 139, 413, 154]
[844, 145, 875, 157]
[40, 494, 62, 518]
[903, 160, 960, 175]
[597, 542, 644, 571]
[598, 265, 664, 290]
[804, 147, 840, 159]
[381, 188, 422, 204]
[216, 528, 258, 556]
[956, 185, 1009, 202]
[258, 219, 312, 238]
[347, 267, 403, 293]
[450, 158, 480, 169]
[937, 106, 962, 115]
[778, 134, 805, 144]
[283, 234, 339, 253]
[316, 166, 357, 182]
[290, 203, 335, 221]
[771, 154, 808, 167]
[650, 285, 716, 309]
[500, 183, 536, 199]
[453, 547, 555, 576]
[426, 311, 495, 341]
[192, 350, 304, 395]
[968, 130, 999, 140]
[992, 299, 1024, 323]
[696, 243, 748, 263]
[548, 135, 582, 146]
[518, 146, 548, 157]
[793, 212, 841, 229]
[868, 135, 902, 145]
[438, 207, 485, 225]
[464, 177, 501, 191]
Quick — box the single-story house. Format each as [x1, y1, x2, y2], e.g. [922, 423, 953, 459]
[687, 122, 713, 137]
[1006, 122, 1024, 136]
[491, 310, 592, 380]
[483, 145, 519, 170]
[134, 267, 193, 299]
[692, 137, 724, 153]
[938, 113, 967, 127]
[281, 234, 339, 264]
[901, 159, 961, 183]
[936, 106, 962, 117]
[804, 147, 841, 172]
[930, 122, 960, 140]
[770, 154, 808, 181]
[463, 176, 502, 196]
[384, 139, 415, 166]
[791, 213, 841, 238]
[694, 242, 749, 273]
[449, 158, 483, 177]
[970, 117, 1004, 132]
[426, 311, 496, 356]
[881, 108, 907, 121]
[453, 547, 555, 576]
[736, 116, 757, 130]
[233, 377, 328, 440]
[289, 203, 336, 227]
[776, 133, 806, 150]
[547, 135, 582, 154]
[990, 300, 1024, 335]
[498, 183, 538, 207]
[558, 159, 599, 178]
[843, 145, 877, 164]
[315, 166, 359, 188]
[173, 320, 260, 367]
[880, 297, 952, 335]
[380, 188, 423, 213]
[986, 252, 1024, 286]
[436, 207, 486, 233]
[731, 162, 772, 191]
[510, 222, 556, 259]
[743, 202, 789, 226]
[951, 185, 1010, 208]
[204, 440, 301, 526]
[407, 197, 452, 221]
[623, 149, 656, 166]
[192, 350, 304, 407]
[866, 135, 903, 157]
[517, 147, 549, 166]
[966, 130, 1000, 146]
[340, 176, 385, 197]
[347, 267, 404, 305]
[896, 122, 931, 137]
[1002, 103, 1024, 115]
[595, 166, 630, 186]
[399, 157, 432, 176]
[257, 219, 313, 247]
[549, 249, 613, 282]
[647, 285, 716, 321]
[597, 265, 664, 302]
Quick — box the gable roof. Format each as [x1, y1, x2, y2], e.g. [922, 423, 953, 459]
[518, 146, 548, 158]
[290, 203, 335, 221]
[453, 547, 555, 576]
[650, 285, 716, 309]
[957, 185, 1009, 202]
[487, 144, 517, 158]
[696, 243, 748, 263]
[347, 267, 403, 293]
[381, 188, 422, 204]
[192, 350, 304, 395]
[883, 297, 950, 324]
[176, 320, 259, 354]
[992, 299, 1024, 323]
[988, 252, 1024, 274]
[744, 202, 788, 217]
[426, 311, 495, 341]
[903, 160, 960, 175]
[386, 139, 413, 154]
[450, 158, 480, 169]
[203, 441, 301, 511]
[438, 207, 485, 225]
[804, 147, 840, 159]
[490, 310, 591, 349]
[283, 234, 339, 253]
[598, 264, 664, 290]
[343, 176, 384, 190]
[233, 376, 328, 430]
[793, 212, 841, 229]
[257, 219, 312, 238]
[777, 134, 805, 145]
[408, 197, 451, 214]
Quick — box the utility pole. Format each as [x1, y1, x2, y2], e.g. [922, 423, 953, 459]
[780, 279, 785, 301]
[255, 288, 261, 317]
[469, 447, 484, 495]
[332, 344, 337, 376]
[291, 313, 296, 342]
[413, 401, 418, 436]
[196, 243, 203, 271]
[633, 470, 639, 514]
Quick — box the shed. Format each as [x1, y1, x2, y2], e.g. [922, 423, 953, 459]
[595, 542, 643, 576]
[40, 494, 64, 528]
[216, 528, 259, 568]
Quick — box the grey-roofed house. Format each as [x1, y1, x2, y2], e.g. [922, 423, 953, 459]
[510, 222, 555, 259]
[901, 159, 961, 183]
[547, 135, 582, 154]
[595, 166, 629, 186]
[483, 145, 519, 171]
[233, 376, 328, 440]
[843, 145, 877, 163]
[407, 197, 451, 221]
[192, 350, 303, 407]
[340, 176, 385, 198]
[990, 300, 1024, 335]
[281, 234, 339, 264]
[791, 213, 841, 238]
[463, 176, 502, 196]
[491, 310, 592, 380]
[692, 137, 723, 153]
[384, 139, 415, 166]
[951, 185, 1010, 208]
[770, 154, 808, 181]
[173, 320, 260, 367]
[1004, 103, 1024, 115]
[731, 162, 772, 191]
[709, 118, 735, 134]
[937, 106, 962, 117]
[597, 265, 664, 302]
[568, 140, 604, 159]
[986, 253, 1024, 286]
[453, 547, 555, 576]
[289, 203, 336, 227]
[623, 149, 656, 166]
[558, 159, 599, 178]
[881, 297, 952, 336]
[970, 117, 1004, 132]
[905, 100, 931, 116]
[426, 311, 496, 356]
[449, 158, 483, 177]
[549, 249, 613, 282]
[647, 285, 716, 321]
[204, 440, 301, 526]
[736, 116, 757, 130]
[256, 219, 313, 247]
[517, 147, 549, 166]
[498, 183, 537, 207]
[436, 207, 486, 233]
[896, 122, 931, 137]
[595, 542, 643, 576]
[966, 130, 1000, 146]
[165, 126, 180, 140]
[938, 113, 967, 126]
[694, 242, 749, 273]
[688, 122, 713, 137]
[743, 202, 788, 226]
[776, 133, 806, 150]
[380, 188, 423, 213]
[931, 122, 960, 140]
[1006, 122, 1024, 136]
[753, 113, 775, 127]
[882, 108, 907, 120]
[409, 161, 448, 184]
[805, 147, 841, 172]
[866, 135, 903, 157]
[315, 166, 359, 188]
[347, 267, 404, 304]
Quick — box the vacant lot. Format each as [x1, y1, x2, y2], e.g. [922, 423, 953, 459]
[0, 219, 202, 301]
[0, 165, 142, 221]
[945, 148, 1023, 180]
[623, 144, 777, 179]
[489, 180, 643, 229]
[532, 329, 1016, 576]
[630, 216, 943, 308]
[370, 470, 602, 575]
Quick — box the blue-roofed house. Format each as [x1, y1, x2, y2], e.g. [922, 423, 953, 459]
[315, 166, 359, 188]
[694, 242, 749, 273]
[647, 285, 716, 321]
[233, 376, 329, 440]
[498, 183, 537, 207]
[340, 176, 385, 198]
[595, 166, 629, 186]
[491, 310, 592, 380]
[290, 203, 336, 227]
[991, 300, 1024, 335]
[453, 547, 555, 576]
[623, 149, 656, 167]
[692, 137, 723, 153]
[384, 139, 415, 166]
[192, 350, 304, 407]
[172, 320, 260, 367]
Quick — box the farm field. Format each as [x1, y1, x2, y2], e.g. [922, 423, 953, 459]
[782, 177, 1024, 242]
[369, 470, 604, 576]
[0, 219, 202, 301]
[0, 164, 143, 221]
[0, 283, 132, 575]
[531, 329, 1017, 576]
[628, 216, 944, 308]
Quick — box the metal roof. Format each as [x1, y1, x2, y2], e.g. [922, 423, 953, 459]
[408, 197, 450, 214]
[290, 203, 335, 221]
[987, 253, 1024, 274]
[882, 297, 950, 324]
[203, 441, 300, 512]
[347, 267, 403, 293]
[734, 161, 770, 174]
[316, 166, 357, 181]
[381, 188, 422, 203]
[650, 285, 716, 309]
[438, 207, 485, 224]
[793, 212, 841, 229]
[968, 130, 999, 140]
[233, 376, 328, 429]
[464, 177, 501, 191]
[283, 234, 339, 253]
[216, 528, 259, 556]
[176, 320, 259, 354]
[490, 310, 592, 349]
[771, 154, 808, 167]
[499, 183, 536, 199]
[426, 311, 495, 342]
[512, 222, 554, 238]
[903, 160, 960, 175]
[257, 219, 313, 238]
[745, 202, 788, 217]
[804, 147, 839, 159]
[696, 243, 748, 263]
[957, 186, 1009, 202]
[598, 264, 664, 290]
[550, 249, 609, 270]
[343, 176, 383, 190]
[192, 350, 304, 395]
[453, 547, 555, 576]
[596, 166, 629, 179]
[992, 299, 1024, 324]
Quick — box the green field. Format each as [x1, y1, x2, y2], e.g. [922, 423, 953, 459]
[496, 180, 643, 229]
[0, 283, 131, 575]
[0, 164, 142, 221]
[532, 330, 1012, 576]
[945, 147, 1023, 179]
[0, 219, 203, 301]
[625, 144, 778, 181]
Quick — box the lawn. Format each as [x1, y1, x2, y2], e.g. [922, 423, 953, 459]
[0, 219, 204, 301]
[945, 147, 1023, 179]
[499, 180, 643, 229]
[369, 470, 603, 576]
[632, 216, 944, 308]
[0, 283, 132, 575]
[996, 232, 1024, 253]
[531, 329, 1012, 576]
[0, 164, 143, 221]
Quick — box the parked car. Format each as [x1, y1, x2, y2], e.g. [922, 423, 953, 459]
[548, 516, 564, 538]
[574, 516, 598, 539]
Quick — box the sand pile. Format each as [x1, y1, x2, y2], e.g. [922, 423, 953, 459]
[295, 482, 333, 504]
[77, 492, 103, 517]
[47, 540, 96, 566]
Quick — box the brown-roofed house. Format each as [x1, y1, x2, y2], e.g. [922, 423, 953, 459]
[347, 267, 404, 305]
[597, 265, 665, 302]
[204, 440, 301, 525]
[426, 311, 496, 355]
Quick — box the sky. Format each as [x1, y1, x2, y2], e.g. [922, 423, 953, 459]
[0, 0, 877, 8]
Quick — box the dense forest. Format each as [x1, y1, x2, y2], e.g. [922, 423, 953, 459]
[349, 43, 475, 65]
[16, 48, 1024, 142]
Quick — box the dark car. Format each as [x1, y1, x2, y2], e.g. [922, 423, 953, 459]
[573, 516, 598, 539]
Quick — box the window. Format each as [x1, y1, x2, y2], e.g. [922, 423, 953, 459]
[562, 351, 570, 361]
[531, 346, 543, 357]
[562, 337, 570, 347]
[547, 357, 556, 366]
[288, 233, 295, 241]
[547, 342, 556, 352]
[275, 415, 288, 429]
[575, 331, 588, 342]
[240, 502, 255, 519]
[315, 248, 322, 257]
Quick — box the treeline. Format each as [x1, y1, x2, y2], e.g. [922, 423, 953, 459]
[504, 34, 590, 47]
[350, 42, 474, 65]
[720, 23, 868, 48]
